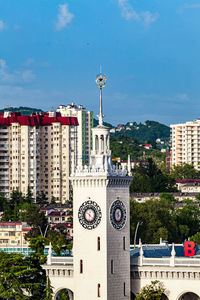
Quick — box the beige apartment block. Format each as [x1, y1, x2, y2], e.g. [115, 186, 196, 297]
[57, 103, 93, 166]
[0, 111, 78, 203]
[0, 222, 31, 246]
[170, 119, 200, 170]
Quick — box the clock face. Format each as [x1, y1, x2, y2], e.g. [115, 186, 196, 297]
[110, 200, 127, 230]
[78, 200, 102, 230]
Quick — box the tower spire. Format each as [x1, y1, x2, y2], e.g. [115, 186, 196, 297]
[96, 71, 107, 126]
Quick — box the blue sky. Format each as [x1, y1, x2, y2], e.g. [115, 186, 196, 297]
[0, 0, 200, 125]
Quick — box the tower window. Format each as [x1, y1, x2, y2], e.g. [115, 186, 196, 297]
[123, 236, 126, 250]
[97, 237, 100, 251]
[80, 260, 83, 273]
[98, 284, 101, 297]
[123, 282, 126, 296]
[111, 260, 114, 274]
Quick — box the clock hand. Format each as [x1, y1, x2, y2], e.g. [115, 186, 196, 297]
[87, 211, 94, 221]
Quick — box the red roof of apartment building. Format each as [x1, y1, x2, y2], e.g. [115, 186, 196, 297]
[48, 211, 72, 217]
[176, 179, 200, 183]
[0, 112, 78, 126]
[0, 222, 22, 226]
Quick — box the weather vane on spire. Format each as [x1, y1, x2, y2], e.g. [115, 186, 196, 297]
[96, 69, 107, 126]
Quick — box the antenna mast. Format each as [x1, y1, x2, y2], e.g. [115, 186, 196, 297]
[96, 70, 107, 126]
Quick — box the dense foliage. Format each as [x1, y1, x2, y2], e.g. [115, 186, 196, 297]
[135, 280, 166, 300]
[110, 135, 165, 161]
[170, 163, 200, 179]
[130, 194, 200, 244]
[0, 252, 50, 299]
[130, 158, 177, 193]
[114, 120, 170, 143]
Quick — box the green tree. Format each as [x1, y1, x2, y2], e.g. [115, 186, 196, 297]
[36, 191, 49, 205]
[130, 158, 177, 193]
[130, 198, 178, 244]
[20, 203, 48, 239]
[195, 193, 200, 202]
[176, 205, 200, 241]
[159, 193, 176, 203]
[0, 195, 7, 212]
[0, 252, 50, 299]
[56, 289, 70, 300]
[47, 230, 71, 256]
[135, 280, 166, 300]
[170, 163, 200, 179]
[51, 196, 56, 204]
[44, 277, 53, 300]
[25, 186, 34, 204]
[190, 232, 200, 245]
[29, 235, 47, 264]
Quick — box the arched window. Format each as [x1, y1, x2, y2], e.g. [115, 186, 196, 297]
[106, 135, 109, 150]
[100, 135, 104, 152]
[95, 135, 99, 152]
[178, 292, 199, 300]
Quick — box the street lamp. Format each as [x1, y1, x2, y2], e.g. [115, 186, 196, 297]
[134, 221, 143, 248]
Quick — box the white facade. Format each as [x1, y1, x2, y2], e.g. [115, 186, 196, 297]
[69, 76, 132, 300]
[170, 119, 200, 170]
[131, 243, 200, 300]
[57, 103, 93, 167]
[45, 247, 200, 300]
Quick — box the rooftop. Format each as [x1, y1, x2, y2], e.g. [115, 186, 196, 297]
[0, 112, 78, 126]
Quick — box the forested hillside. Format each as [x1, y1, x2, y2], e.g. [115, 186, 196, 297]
[0, 106, 44, 115]
[114, 120, 170, 142]
[110, 135, 165, 161]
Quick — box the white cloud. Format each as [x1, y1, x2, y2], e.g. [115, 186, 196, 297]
[0, 20, 5, 31]
[0, 59, 35, 84]
[55, 3, 74, 31]
[141, 11, 159, 26]
[0, 85, 46, 108]
[175, 93, 189, 101]
[23, 58, 35, 67]
[118, 0, 159, 25]
[13, 24, 20, 30]
[23, 58, 51, 68]
[184, 3, 200, 8]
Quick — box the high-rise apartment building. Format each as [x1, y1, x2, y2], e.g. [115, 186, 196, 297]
[0, 111, 78, 202]
[170, 119, 200, 170]
[57, 103, 93, 166]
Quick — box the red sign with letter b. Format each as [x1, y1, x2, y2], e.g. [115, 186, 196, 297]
[184, 241, 195, 257]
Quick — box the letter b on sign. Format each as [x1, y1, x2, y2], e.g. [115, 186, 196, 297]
[184, 241, 195, 257]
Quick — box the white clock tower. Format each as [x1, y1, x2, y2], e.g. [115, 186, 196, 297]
[71, 73, 132, 300]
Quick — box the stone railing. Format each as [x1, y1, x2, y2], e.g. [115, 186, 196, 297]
[131, 256, 200, 267]
[72, 164, 127, 177]
[47, 256, 73, 265]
